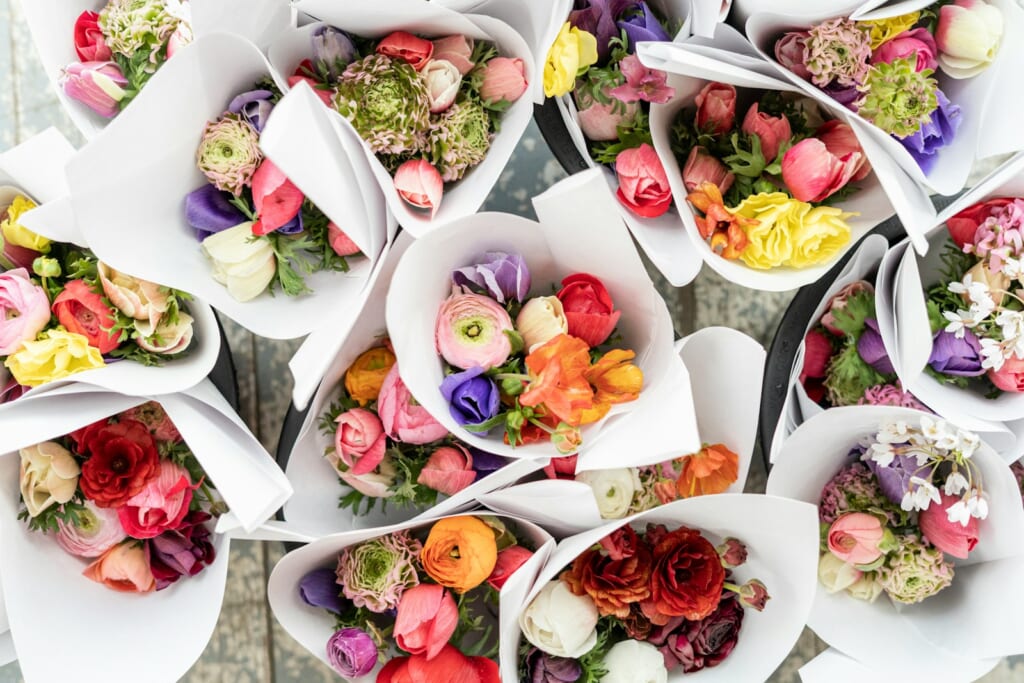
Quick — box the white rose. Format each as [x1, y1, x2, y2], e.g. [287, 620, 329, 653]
[20, 441, 80, 518]
[423, 59, 461, 113]
[517, 296, 569, 352]
[98, 262, 169, 330]
[817, 552, 862, 594]
[520, 580, 599, 658]
[201, 221, 276, 302]
[134, 311, 194, 355]
[601, 640, 668, 683]
[576, 468, 641, 519]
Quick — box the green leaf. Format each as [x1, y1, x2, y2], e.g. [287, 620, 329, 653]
[723, 132, 767, 178]
[830, 289, 877, 339]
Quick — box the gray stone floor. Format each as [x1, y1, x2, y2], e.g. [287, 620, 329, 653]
[0, 0, 1021, 680]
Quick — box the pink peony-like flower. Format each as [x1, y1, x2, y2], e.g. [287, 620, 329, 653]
[859, 383, 929, 410]
[682, 146, 734, 195]
[775, 32, 811, 80]
[333, 408, 387, 476]
[920, 491, 979, 558]
[56, 500, 126, 558]
[614, 143, 672, 218]
[434, 291, 514, 370]
[117, 461, 195, 539]
[479, 57, 528, 104]
[576, 96, 639, 141]
[394, 159, 444, 217]
[378, 363, 449, 444]
[989, 356, 1024, 392]
[394, 584, 459, 659]
[0, 268, 50, 355]
[781, 135, 863, 203]
[432, 35, 475, 75]
[872, 28, 938, 73]
[337, 530, 422, 612]
[327, 222, 361, 256]
[608, 55, 673, 104]
[251, 160, 304, 236]
[741, 103, 791, 163]
[827, 512, 884, 565]
[417, 445, 475, 496]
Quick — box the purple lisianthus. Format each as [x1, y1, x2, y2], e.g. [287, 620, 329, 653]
[857, 318, 894, 374]
[312, 25, 357, 80]
[185, 184, 247, 240]
[440, 366, 500, 427]
[898, 89, 961, 174]
[468, 447, 507, 482]
[928, 328, 985, 377]
[228, 89, 275, 133]
[148, 512, 216, 590]
[618, 2, 671, 48]
[524, 647, 582, 683]
[867, 452, 919, 506]
[452, 251, 530, 303]
[569, 0, 638, 63]
[325, 627, 378, 678]
[298, 567, 345, 614]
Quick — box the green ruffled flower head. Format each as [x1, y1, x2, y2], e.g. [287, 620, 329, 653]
[804, 17, 872, 88]
[333, 54, 431, 156]
[99, 0, 182, 64]
[824, 342, 889, 407]
[878, 533, 954, 604]
[196, 113, 262, 197]
[428, 100, 493, 182]
[336, 530, 422, 613]
[858, 58, 939, 138]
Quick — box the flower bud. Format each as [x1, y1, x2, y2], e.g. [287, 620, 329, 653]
[312, 25, 357, 79]
[328, 222, 361, 256]
[201, 222, 277, 302]
[737, 578, 770, 611]
[516, 296, 568, 352]
[936, 0, 1003, 79]
[417, 446, 476, 496]
[551, 422, 582, 455]
[741, 103, 792, 163]
[423, 59, 461, 113]
[394, 159, 443, 217]
[694, 82, 736, 135]
[775, 31, 811, 79]
[432, 35, 475, 74]
[716, 537, 748, 568]
[682, 146, 734, 195]
[32, 256, 61, 278]
[61, 61, 127, 118]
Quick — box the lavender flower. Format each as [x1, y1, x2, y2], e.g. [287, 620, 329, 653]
[928, 328, 985, 377]
[312, 25, 357, 80]
[326, 627, 378, 678]
[569, 0, 638, 63]
[618, 2, 671, 48]
[227, 89, 275, 133]
[469, 447, 507, 482]
[336, 530, 421, 612]
[298, 567, 345, 614]
[452, 251, 530, 303]
[440, 366, 500, 427]
[898, 88, 961, 174]
[857, 318, 894, 374]
[819, 461, 906, 526]
[184, 184, 246, 240]
[524, 647, 582, 683]
[866, 452, 920, 507]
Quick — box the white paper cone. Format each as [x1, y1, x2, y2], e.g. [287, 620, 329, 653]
[501, 494, 820, 683]
[190, 0, 295, 48]
[0, 128, 73, 204]
[767, 405, 1024, 676]
[975, 0, 1024, 160]
[690, 0, 732, 38]
[65, 32, 387, 339]
[0, 632, 13, 668]
[386, 169, 699, 465]
[729, 0, 864, 28]
[799, 647, 998, 683]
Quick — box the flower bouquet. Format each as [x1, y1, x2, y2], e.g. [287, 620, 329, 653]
[501, 494, 820, 682]
[264, 0, 535, 233]
[268, 513, 554, 681]
[0, 381, 292, 682]
[767, 405, 1024, 676]
[480, 326, 763, 536]
[386, 170, 700, 464]
[65, 32, 393, 339]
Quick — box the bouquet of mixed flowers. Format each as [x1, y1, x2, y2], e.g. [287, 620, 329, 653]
[185, 80, 363, 302]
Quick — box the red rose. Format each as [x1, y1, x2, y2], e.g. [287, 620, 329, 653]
[74, 11, 112, 62]
[77, 418, 160, 508]
[642, 526, 725, 624]
[52, 279, 120, 353]
[614, 143, 672, 218]
[563, 526, 652, 618]
[486, 545, 534, 591]
[556, 273, 621, 347]
[947, 197, 1014, 248]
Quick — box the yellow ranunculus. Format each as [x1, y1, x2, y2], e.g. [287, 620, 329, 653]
[0, 194, 49, 253]
[5, 328, 106, 387]
[731, 192, 853, 270]
[543, 22, 598, 98]
[857, 12, 921, 49]
[788, 204, 855, 268]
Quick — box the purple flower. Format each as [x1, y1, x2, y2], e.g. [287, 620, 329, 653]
[618, 2, 671, 48]
[312, 25, 357, 79]
[857, 318, 894, 374]
[148, 512, 216, 591]
[524, 647, 582, 683]
[868, 452, 919, 506]
[325, 627, 378, 678]
[185, 184, 248, 240]
[649, 594, 744, 672]
[275, 207, 305, 235]
[824, 80, 861, 108]
[898, 89, 961, 174]
[928, 328, 985, 377]
[298, 567, 345, 614]
[569, 0, 638, 63]
[228, 89, 275, 133]
[440, 366, 500, 427]
[468, 447, 507, 481]
[452, 251, 530, 303]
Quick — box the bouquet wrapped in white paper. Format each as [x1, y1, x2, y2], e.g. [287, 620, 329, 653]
[767, 406, 1024, 678]
[479, 326, 764, 536]
[0, 379, 292, 683]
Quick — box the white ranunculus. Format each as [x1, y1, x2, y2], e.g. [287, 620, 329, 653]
[601, 640, 668, 683]
[423, 59, 461, 113]
[817, 552, 863, 594]
[201, 221, 276, 302]
[20, 441, 80, 518]
[97, 261, 169, 330]
[516, 296, 568, 352]
[936, 0, 1003, 79]
[134, 311, 194, 355]
[520, 580, 599, 658]
[847, 571, 884, 603]
[576, 468, 641, 519]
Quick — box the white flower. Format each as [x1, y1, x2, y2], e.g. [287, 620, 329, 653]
[979, 337, 1006, 370]
[945, 499, 972, 526]
[868, 442, 895, 468]
[1003, 256, 1022, 279]
[520, 581, 599, 658]
[920, 416, 958, 451]
[966, 491, 989, 520]
[818, 553, 863, 594]
[20, 441, 81, 518]
[601, 640, 668, 683]
[201, 222, 277, 302]
[576, 468, 641, 520]
[956, 430, 980, 459]
[943, 470, 969, 496]
[906, 476, 941, 511]
[876, 420, 910, 444]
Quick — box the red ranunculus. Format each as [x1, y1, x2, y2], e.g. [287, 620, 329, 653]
[563, 526, 652, 618]
[52, 279, 120, 353]
[117, 461, 194, 539]
[77, 418, 160, 508]
[556, 273, 621, 347]
[251, 160, 305, 236]
[73, 11, 112, 62]
[486, 545, 534, 591]
[378, 644, 499, 683]
[947, 197, 1014, 248]
[642, 526, 726, 624]
[376, 31, 434, 71]
[614, 143, 672, 218]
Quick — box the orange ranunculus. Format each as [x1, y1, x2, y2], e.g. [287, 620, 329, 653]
[82, 542, 156, 593]
[675, 443, 740, 497]
[519, 334, 595, 426]
[421, 516, 498, 594]
[686, 182, 755, 260]
[577, 349, 643, 425]
[344, 345, 396, 405]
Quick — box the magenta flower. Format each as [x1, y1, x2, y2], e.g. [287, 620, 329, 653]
[609, 54, 674, 104]
[61, 61, 127, 118]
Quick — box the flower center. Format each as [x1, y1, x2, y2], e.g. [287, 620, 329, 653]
[110, 455, 129, 473]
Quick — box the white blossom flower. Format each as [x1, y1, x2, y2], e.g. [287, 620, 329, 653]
[945, 499, 971, 526]
[876, 420, 910, 445]
[966, 491, 989, 520]
[920, 416, 958, 451]
[869, 442, 895, 467]
[956, 430, 980, 459]
[943, 470, 969, 496]
[979, 338, 1006, 371]
[907, 476, 941, 511]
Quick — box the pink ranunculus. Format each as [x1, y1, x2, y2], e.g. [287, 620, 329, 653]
[73, 11, 111, 62]
[432, 35, 475, 75]
[394, 584, 459, 659]
[377, 364, 449, 445]
[576, 96, 639, 141]
[417, 445, 475, 496]
[0, 268, 50, 355]
[682, 146, 734, 195]
[61, 61, 127, 118]
[694, 82, 736, 135]
[871, 28, 938, 73]
[920, 492, 979, 559]
[435, 291, 514, 370]
[821, 280, 874, 336]
[56, 500, 126, 557]
[543, 454, 577, 480]
[989, 356, 1024, 392]
[83, 542, 156, 593]
[334, 408, 387, 476]
[377, 31, 434, 71]
[327, 222, 361, 256]
[479, 57, 528, 104]
[608, 54, 673, 105]
[423, 59, 461, 113]
[486, 545, 533, 591]
[946, 198, 1013, 248]
[615, 143, 672, 218]
[251, 160, 305, 236]
[826, 512, 884, 565]
[117, 461, 195, 539]
[52, 279, 120, 354]
[394, 159, 444, 217]
[781, 136, 863, 203]
[815, 120, 871, 181]
[775, 31, 811, 80]
[166, 21, 192, 59]
[741, 103, 792, 163]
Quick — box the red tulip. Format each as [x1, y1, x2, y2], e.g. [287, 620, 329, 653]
[251, 160, 304, 236]
[781, 137, 863, 203]
[946, 198, 1014, 248]
[741, 103, 792, 163]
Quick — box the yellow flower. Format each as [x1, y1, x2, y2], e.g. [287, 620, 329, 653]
[857, 12, 921, 49]
[731, 192, 853, 270]
[544, 22, 598, 98]
[788, 205, 855, 268]
[1, 194, 49, 253]
[5, 328, 106, 387]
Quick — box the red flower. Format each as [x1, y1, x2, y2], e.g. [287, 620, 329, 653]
[614, 143, 673, 218]
[73, 11, 112, 62]
[486, 545, 534, 591]
[52, 279, 120, 353]
[251, 160, 305, 236]
[556, 273, 621, 347]
[563, 526, 652, 618]
[947, 197, 1014, 248]
[376, 31, 434, 71]
[642, 526, 725, 624]
[77, 418, 160, 508]
[377, 644, 499, 683]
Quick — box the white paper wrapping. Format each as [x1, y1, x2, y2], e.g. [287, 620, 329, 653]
[767, 405, 1024, 677]
[799, 647, 999, 683]
[267, 512, 555, 679]
[64, 32, 390, 339]
[690, 0, 733, 38]
[386, 169, 700, 465]
[498, 494, 821, 683]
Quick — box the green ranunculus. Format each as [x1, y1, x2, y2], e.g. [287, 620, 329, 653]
[878, 533, 954, 604]
[99, 0, 181, 63]
[335, 530, 422, 613]
[858, 58, 939, 138]
[195, 114, 262, 197]
[427, 100, 493, 182]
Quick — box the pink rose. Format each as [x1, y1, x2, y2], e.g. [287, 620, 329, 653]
[52, 279, 120, 354]
[479, 57, 527, 104]
[0, 268, 50, 355]
[394, 159, 443, 217]
[614, 143, 672, 218]
[432, 35, 475, 75]
[920, 492, 979, 559]
[333, 408, 387, 476]
[781, 135, 864, 203]
[328, 222, 361, 256]
[694, 82, 736, 135]
[826, 512, 884, 565]
[486, 545, 533, 591]
[117, 461, 194, 539]
[377, 31, 434, 71]
[394, 584, 459, 659]
[251, 160, 305, 236]
[56, 500, 126, 557]
[543, 454, 577, 480]
[871, 28, 938, 72]
[83, 542, 156, 593]
[821, 280, 874, 336]
[377, 363, 448, 444]
[417, 445, 475, 496]
[989, 356, 1024, 392]
[741, 103, 792, 163]
[682, 146, 734, 195]
[73, 11, 111, 62]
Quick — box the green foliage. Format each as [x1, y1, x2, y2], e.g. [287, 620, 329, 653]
[590, 110, 654, 165]
[830, 289, 877, 339]
[113, 48, 160, 109]
[451, 588, 500, 659]
[576, 619, 617, 683]
[302, 201, 353, 274]
[19, 496, 88, 534]
[265, 231, 318, 297]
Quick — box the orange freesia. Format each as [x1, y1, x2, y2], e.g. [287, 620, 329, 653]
[519, 334, 594, 426]
[675, 443, 740, 497]
[344, 345, 396, 405]
[421, 516, 498, 594]
[686, 182, 756, 260]
[577, 349, 643, 425]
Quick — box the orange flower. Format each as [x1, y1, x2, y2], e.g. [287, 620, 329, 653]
[686, 182, 756, 260]
[519, 334, 594, 426]
[675, 443, 740, 497]
[421, 516, 498, 594]
[577, 349, 643, 425]
[344, 345, 396, 405]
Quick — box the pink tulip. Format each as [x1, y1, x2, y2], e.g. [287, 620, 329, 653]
[775, 32, 811, 80]
[432, 35, 475, 75]
[781, 136, 863, 203]
[479, 57, 528, 104]
[741, 103, 792, 163]
[334, 408, 387, 475]
[827, 512, 884, 565]
[417, 445, 475, 496]
[814, 120, 871, 182]
[694, 82, 736, 135]
[394, 159, 443, 217]
[327, 222, 361, 256]
[919, 492, 979, 558]
[871, 28, 938, 73]
[61, 61, 127, 118]
[83, 542, 156, 593]
[486, 545, 533, 591]
[394, 584, 459, 659]
[989, 356, 1024, 392]
[682, 146, 734, 195]
[251, 160, 305, 236]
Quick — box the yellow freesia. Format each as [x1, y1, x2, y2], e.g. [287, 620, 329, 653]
[857, 12, 921, 49]
[543, 22, 598, 98]
[5, 329, 105, 387]
[730, 192, 853, 270]
[0, 194, 49, 253]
